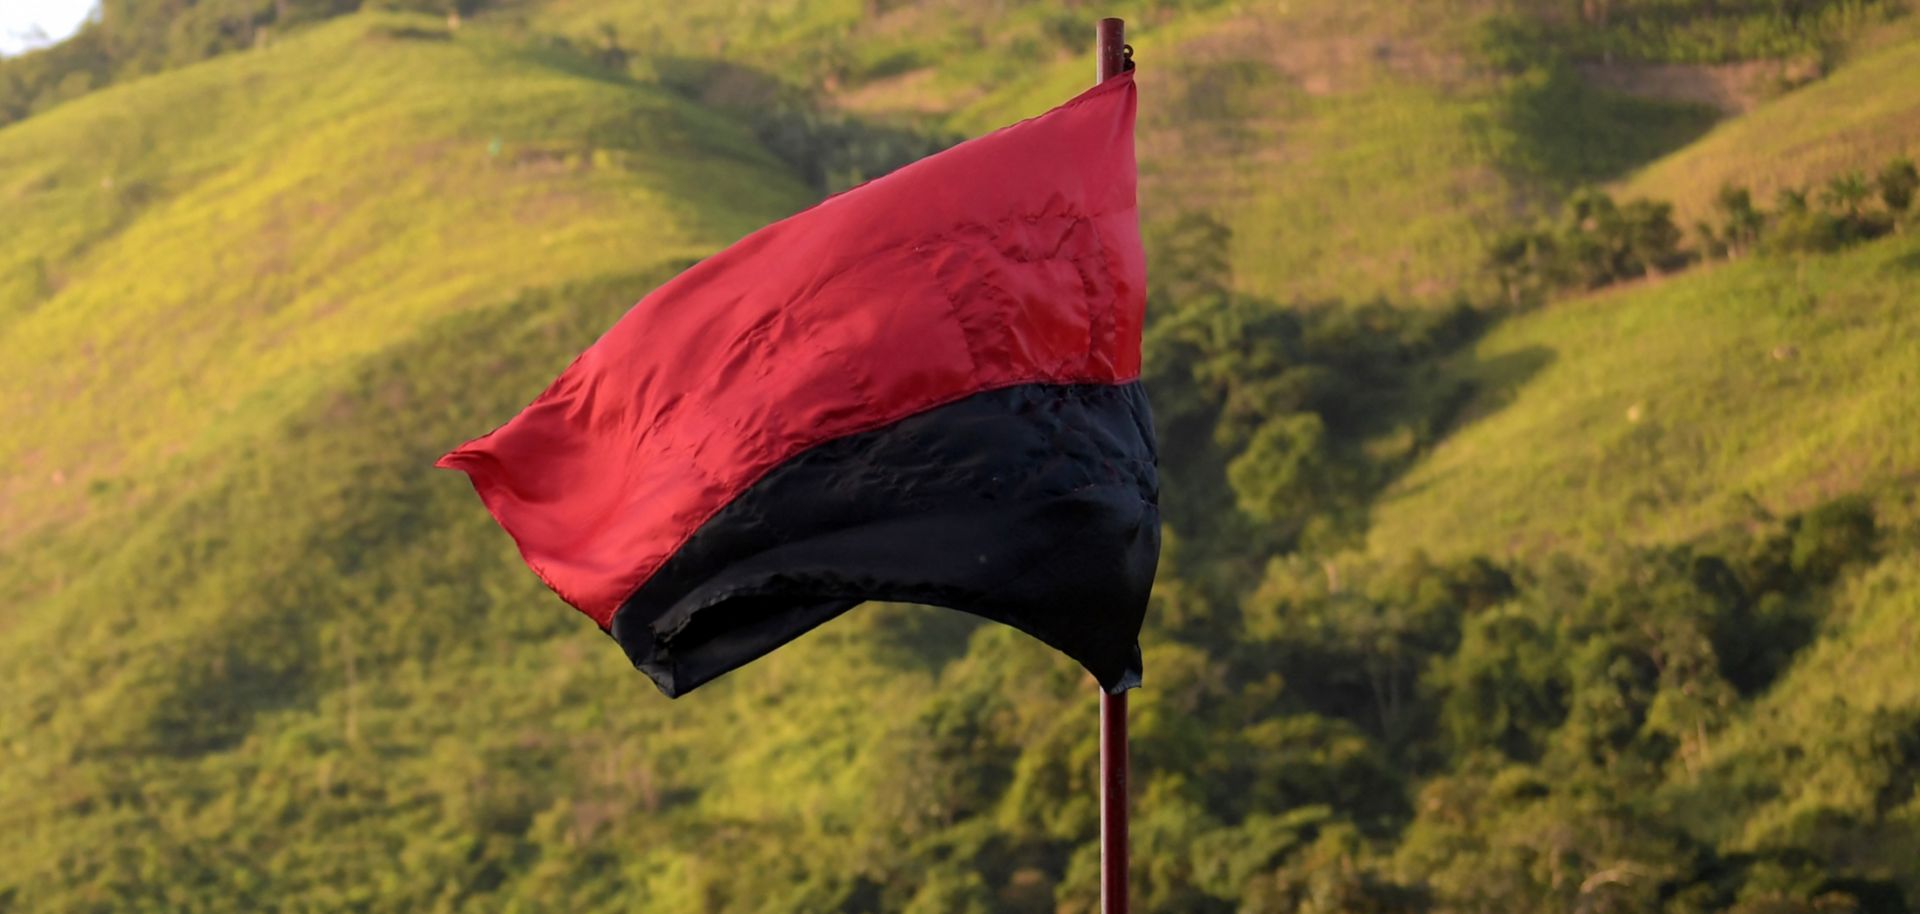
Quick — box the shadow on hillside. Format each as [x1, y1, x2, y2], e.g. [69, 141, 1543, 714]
[1368, 343, 1555, 508]
[1365, 342, 1557, 511]
[1489, 63, 1721, 187]
[504, 30, 649, 91]
[490, 35, 956, 194]
[1443, 343, 1556, 431]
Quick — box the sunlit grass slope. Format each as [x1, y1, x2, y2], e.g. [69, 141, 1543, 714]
[1367, 232, 1920, 561]
[1618, 31, 1920, 222]
[0, 12, 814, 554]
[1367, 22, 1920, 593]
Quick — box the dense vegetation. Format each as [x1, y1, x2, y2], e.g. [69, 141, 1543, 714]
[3, 1, 1919, 912]
[1485, 152, 1917, 303]
[1510, 0, 1899, 63]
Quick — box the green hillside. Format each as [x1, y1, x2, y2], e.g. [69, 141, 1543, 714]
[1619, 24, 1920, 223]
[4, 0, 1919, 912]
[526, 0, 1720, 305]
[1367, 234, 1920, 560]
[0, 13, 811, 550]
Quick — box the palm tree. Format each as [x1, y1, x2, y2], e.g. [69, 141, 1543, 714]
[1776, 186, 1809, 214]
[1712, 183, 1764, 257]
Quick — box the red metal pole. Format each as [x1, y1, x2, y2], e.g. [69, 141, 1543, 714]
[1095, 24, 1131, 914]
[1100, 688, 1129, 914]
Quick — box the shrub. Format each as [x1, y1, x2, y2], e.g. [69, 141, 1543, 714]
[1766, 207, 1857, 254]
[1877, 157, 1917, 214]
[1482, 189, 1688, 296]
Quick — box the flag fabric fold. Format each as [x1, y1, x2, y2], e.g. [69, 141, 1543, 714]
[438, 72, 1156, 697]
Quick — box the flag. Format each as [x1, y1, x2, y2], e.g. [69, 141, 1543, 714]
[438, 73, 1155, 697]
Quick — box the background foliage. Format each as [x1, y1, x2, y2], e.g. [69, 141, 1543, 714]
[3, 0, 1919, 912]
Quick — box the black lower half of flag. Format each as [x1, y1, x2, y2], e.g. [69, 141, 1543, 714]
[610, 381, 1159, 697]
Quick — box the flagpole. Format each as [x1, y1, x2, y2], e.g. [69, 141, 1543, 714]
[1100, 685, 1129, 914]
[1095, 19, 1131, 914]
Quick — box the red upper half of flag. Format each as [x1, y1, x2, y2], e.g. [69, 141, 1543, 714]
[438, 73, 1143, 626]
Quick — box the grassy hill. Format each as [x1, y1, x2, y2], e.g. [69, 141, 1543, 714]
[1367, 233, 1920, 560]
[3, 0, 1919, 911]
[1619, 21, 1920, 223]
[0, 13, 811, 552]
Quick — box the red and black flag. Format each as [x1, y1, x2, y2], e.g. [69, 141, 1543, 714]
[438, 73, 1155, 698]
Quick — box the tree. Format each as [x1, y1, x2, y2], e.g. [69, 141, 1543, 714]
[1877, 157, 1917, 216]
[1485, 228, 1558, 305]
[1561, 187, 1627, 287]
[1227, 413, 1336, 523]
[1818, 171, 1870, 219]
[1147, 211, 1233, 313]
[1712, 183, 1765, 257]
[902, 870, 994, 914]
[1619, 198, 1684, 277]
[1437, 611, 1566, 759]
[1777, 186, 1809, 214]
[1766, 182, 1850, 255]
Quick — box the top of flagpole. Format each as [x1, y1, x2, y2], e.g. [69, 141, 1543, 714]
[1096, 18, 1131, 84]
